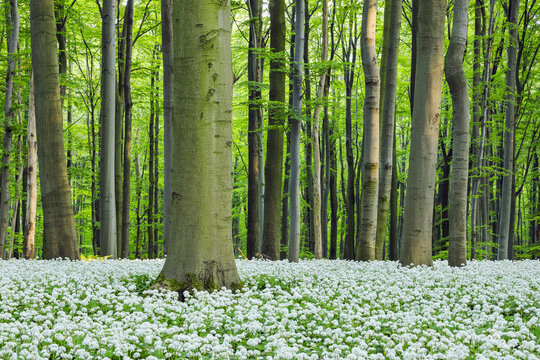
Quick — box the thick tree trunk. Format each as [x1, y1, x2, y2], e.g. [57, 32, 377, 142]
[247, 0, 263, 259]
[0, 0, 18, 258]
[23, 74, 37, 259]
[161, 0, 173, 255]
[121, 0, 134, 259]
[30, 0, 79, 260]
[400, 0, 446, 267]
[375, 0, 402, 260]
[445, 0, 470, 267]
[497, 0, 519, 260]
[99, 0, 117, 258]
[356, 0, 380, 261]
[156, 0, 242, 294]
[261, 0, 286, 260]
[310, 0, 329, 259]
[289, 0, 305, 263]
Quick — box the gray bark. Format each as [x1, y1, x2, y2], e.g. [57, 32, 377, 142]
[261, 0, 286, 260]
[497, 0, 519, 260]
[445, 0, 470, 267]
[375, 0, 402, 259]
[155, 0, 241, 293]
[99, 0, 117, 258]
[289, 0, 305, 263]
[30, 0, 79, 260]
[161, 0, 173, 256]
[0, 0, 18, 259]
[356, 0, 380, 261]
[400, 0, 446, 267]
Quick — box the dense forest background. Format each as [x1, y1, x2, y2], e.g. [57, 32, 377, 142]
[0, 0, 538, 261]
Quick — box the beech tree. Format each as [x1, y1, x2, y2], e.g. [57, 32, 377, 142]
[497, 0, 519, 260]
[356, 0, 380, 261]
[0, 0, 18, 259]
[30, 0, 79, 260]
[289, 0, 305, 263]
[445, 0, 469, 267]
[261, 0, 286, 261]
[154, 0, 242, 293]
[99, 0, 117, 258]
[400, 0, 446, 266]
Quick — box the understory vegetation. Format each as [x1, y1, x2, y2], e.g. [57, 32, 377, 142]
[0, 259, 539, 359]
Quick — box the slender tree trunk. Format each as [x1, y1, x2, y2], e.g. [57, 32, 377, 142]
[310, 0, 329, 259]
[247, 0, 263, 259]
[155, 0, 242, 293]
[388, 133, 399, 260]
[148, 67, 156, 259]
[356, 0, 380, 261]
[30, 0, 79, 260]
[121, 0, 134, 259]
[375, 0, 402, 260]
[445, 0, 470, 267]
[400, 0, 446, 267]
[261, 0, 286, 260]
[0, 0, 18, 258]
[154, 93, 160, 257]
[289, 0, 305, 263]
[497, 0, 519, 260]
[161, 0, 173, 255]
[99, 0, 117, 258]
[303, 0, 314, 254]
[23, 74, 37, 259]
[281, 135, 291, 260]
[343, 22, 358, 260]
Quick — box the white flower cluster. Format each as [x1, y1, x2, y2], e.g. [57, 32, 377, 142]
[0, 259, 539, 359]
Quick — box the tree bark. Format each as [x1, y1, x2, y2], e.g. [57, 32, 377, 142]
[497, 0, 519, 260]
[120, 0, 134, 259]
[376, 0, 402, 260]
[310, 0, 329, 259]
[156, 0, 242, 294]
[356, 0, 380, 261]
[23, 74, 37, 259]
[261, 0, 286, 260]
[400, 0, 446, 267]
[0, 0, 18, 259]
[161, 0, 173, 255]
[343, 19, 358, 260]
[148, 64, 156, 259]
[445, 0, 470, 267]
[289, 0, 305, 263]
[247, 0, 263, 259]
[99, 0, 117, 258]
[30, 0, 79, 260]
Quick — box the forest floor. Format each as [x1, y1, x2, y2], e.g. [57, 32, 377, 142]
[0, 258, 539, 359]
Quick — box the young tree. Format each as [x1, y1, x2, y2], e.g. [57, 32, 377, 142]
[289, 0, 305, 263]
[120, 0, 134, 259]
[99, 0, 117, 258]
[154, 0, 242, 293]
[497, 0, 519, 260]
[261, 0, 286, 260]
[400, 0, 446, 266]
[30, 0, 79, 260]
[445, 0, 469, 267]
[356, 0, 380, 261]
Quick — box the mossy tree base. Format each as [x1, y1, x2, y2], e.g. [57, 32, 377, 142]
[153, 260, 243, 302]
